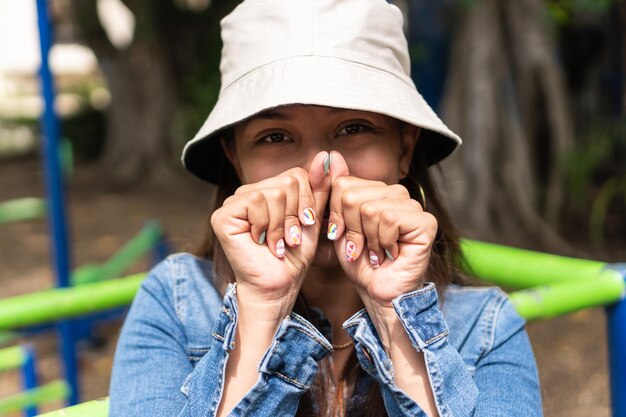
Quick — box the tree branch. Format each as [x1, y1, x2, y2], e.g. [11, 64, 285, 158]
[68, 0, 116, 60]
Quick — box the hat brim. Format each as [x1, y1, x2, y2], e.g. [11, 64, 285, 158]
[182, 55, 460, 183]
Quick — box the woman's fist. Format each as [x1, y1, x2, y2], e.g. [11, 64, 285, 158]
[327, 153, 437, 305]
[210, 151, 331, 304]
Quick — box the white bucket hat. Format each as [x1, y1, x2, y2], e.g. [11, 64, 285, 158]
[182, 0, 461, 183]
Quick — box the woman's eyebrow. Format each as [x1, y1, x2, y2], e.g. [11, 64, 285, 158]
[253, 110, 291, 120]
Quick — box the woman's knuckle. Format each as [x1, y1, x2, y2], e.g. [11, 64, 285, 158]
[342, 190, 360, 209]
[248, 190, 265, 204]
[266, 188, 286, 203]
[344, 226, 361, 239]
[291, 167, 308, 180]
[210, 209, 220, 226]
[273, 225, 285, 236]
[424, 212, 438, 231]
[360, 202, 378, 218]
[410, 198, 424, 210]
[367, 240, 381, 252]
[281, 174, 299, 190]
[333, 176, 349, 190]
[390, 183, 409, 198]
[380, 210, 397, 224]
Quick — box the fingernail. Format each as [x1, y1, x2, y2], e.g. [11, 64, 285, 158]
[384, 249, 395, 261]
[289, 225, 301, 246]
[276, 239, 285, 258]
[258, 231, 266, 245]
[346, 241, 357, 262]
[327, 222, 338, 240]
[302, 207, 316, 225]
[369, 251, 380, 268]
[323, 152, 332, 175]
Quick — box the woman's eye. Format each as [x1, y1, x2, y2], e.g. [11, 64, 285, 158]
[259, 132, 289, 143]
[338, 124, 369, 135]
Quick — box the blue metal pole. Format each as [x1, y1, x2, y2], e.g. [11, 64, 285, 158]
[20, 345, 38, 417]
[35, 0, 79, 405]
[606, 264, 626, 417]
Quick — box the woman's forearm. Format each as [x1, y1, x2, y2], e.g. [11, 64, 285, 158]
[217, 286, 298, 416]
[363, 299, 440, 417]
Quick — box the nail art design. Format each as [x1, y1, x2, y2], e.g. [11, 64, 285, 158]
[302, 207, 316, 225]
[346, 241, 357, 262]
[327, 222, 338, 240]
[289, 225, 301, 246]
[276, 239, 285, 258]
[323, 153, 332, 175]
[258, 231, 266, 245]
[384, 249, 395, 261]
[369, 251, 380, 268]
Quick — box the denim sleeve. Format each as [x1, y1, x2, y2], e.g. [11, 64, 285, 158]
[109, 263, 332, 417]
[109, 261, 193, 416]
[181, 284, 333, 416]
[344, 283, 542, 417]
[472, 298, 543, 417]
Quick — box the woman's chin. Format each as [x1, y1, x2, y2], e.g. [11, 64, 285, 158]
[312, 239, 339, 267]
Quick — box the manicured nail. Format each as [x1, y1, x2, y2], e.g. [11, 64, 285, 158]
[323, 153, 332, 175]
[276, 239, 285, 258]
[258, 231, 266, 245]
[327, 222, 338, 240]
[369, 251, 380, 268]
[289, 225, 301, 246]
[302, 207, 316, 225]
[346, 241, 357, 262]
[384, 249, 395, 261]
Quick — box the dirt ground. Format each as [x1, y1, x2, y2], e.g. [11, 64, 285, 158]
[0, 159, 620, 416]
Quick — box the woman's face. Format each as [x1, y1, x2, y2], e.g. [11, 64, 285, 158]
[225, 105, 419, 266]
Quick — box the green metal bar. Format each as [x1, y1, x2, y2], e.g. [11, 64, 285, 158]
[0, 239, 620, 329]
[0, 380, 69, 415]
[0, 331, 19, 346]
[509, 269, 625, 320]
[0, 198, 46, 226]
[460, 239, 608, 289]
[72, 221, 162, 285]
[0, 274, 145, 330]
[36, 397, 108, 417]
[0, 345, 26, 372]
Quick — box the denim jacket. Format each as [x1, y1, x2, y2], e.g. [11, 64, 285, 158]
[109, 253, 542, 416]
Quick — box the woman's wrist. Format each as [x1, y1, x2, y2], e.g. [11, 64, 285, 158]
[236, 283, 300, 328]
[359, 295, 401, 350]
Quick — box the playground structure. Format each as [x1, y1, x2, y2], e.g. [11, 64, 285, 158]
[0, 345, 69, 416]
[0, 1, 167, 413]
[0, 240, 624, 416]
[0, 0, 624, 416]
[0, 220, 166, 416]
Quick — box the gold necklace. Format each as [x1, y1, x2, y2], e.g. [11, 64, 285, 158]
[332, 340, 354, 350]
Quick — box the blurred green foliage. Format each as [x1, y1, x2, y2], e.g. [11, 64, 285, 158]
[564, 118, 626, 245]
[548, 0, 615, 24]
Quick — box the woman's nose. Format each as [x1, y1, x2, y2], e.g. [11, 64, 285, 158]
[302, 137, 332, 172]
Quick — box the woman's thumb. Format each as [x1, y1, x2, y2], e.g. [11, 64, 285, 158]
[308, 151, 350, 220]
[328, 151, 349, 182]
[308, 151, 332, 217]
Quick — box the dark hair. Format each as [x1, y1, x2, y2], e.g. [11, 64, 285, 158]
[195, 126, 464, 416]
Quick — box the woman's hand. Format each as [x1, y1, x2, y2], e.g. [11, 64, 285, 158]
[327, 152, 440, 415]
[210, 151, 333, 315]
[327, 153, 438, 308]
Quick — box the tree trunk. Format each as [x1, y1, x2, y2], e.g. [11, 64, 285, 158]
[99, 42, 177, 186]
[437, 0, 575, 251]
[621, 1, 626, 116]
[68, 0, 237, 187]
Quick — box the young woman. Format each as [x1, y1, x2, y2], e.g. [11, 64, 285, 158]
[109, 1, 542, 416]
